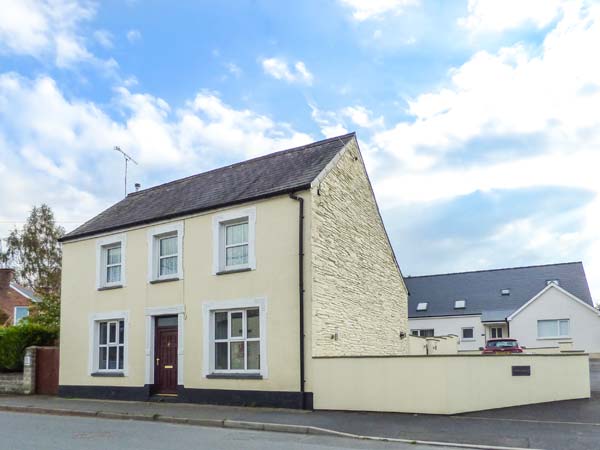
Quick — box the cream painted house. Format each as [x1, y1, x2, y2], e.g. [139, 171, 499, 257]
[406, 262, 600, 353]
[58, 133, 408, 408]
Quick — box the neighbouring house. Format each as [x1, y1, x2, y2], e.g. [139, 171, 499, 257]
[58, 133, 409, 408]
[0, 268, 38, 326]
[406, 262, 600, 353]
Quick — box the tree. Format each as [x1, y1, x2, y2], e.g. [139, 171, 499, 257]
[27, 292, 61, 329]
[1, 204, 64, 296]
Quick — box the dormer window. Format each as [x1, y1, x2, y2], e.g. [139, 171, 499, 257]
[454, 299, 466, 309]
[416, 302, 428, 311]
[501, 289, 510, 296]
[546, 279, 560, 286]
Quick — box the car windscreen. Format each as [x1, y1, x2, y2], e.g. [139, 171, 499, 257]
[487, 340, 517, 348]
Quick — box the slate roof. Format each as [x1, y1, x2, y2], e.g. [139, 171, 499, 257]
[62, 133, 355, 242]
[406, 262, 593, 319]
[10, 282, 40, 302]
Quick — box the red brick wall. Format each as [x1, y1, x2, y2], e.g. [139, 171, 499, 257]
[0, 288, 32, 326]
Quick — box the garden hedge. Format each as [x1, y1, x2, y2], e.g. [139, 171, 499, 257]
[0, 323, 58, 372]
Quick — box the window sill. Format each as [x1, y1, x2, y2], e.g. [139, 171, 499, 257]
[150, 277, 180, 284]
[461, 339, 476, 342]
[97, 285, 123, 291]
[206, 373, 263, 380]
[216, 267, 252, 276]
[537, 337, 571, 340]
[91, 372, 125, 377]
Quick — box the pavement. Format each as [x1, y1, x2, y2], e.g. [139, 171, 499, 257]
[0, 411, 458, 450]
[1, 360, 599, 450]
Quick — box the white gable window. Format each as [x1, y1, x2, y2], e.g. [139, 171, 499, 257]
[147, 222, 183, 282]
[96, 234, 126, 289]
[212, 207, 256, 274]
[416, 302, 428, 311]
[13, 306, 29, 324]
[546, 279, 560, 286]
[89, 311, 129, 375]
[454, 299, 466, 309]
[537, 319, 570, 339]
[202, 298, 267, 378]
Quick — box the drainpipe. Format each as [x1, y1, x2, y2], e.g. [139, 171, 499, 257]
[289, 193, 306, 409]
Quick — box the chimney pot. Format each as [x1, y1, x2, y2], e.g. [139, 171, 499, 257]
[135, 183, 141, 192]
[0, 268, 14, 290]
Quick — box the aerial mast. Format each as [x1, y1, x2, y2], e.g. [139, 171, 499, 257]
[114, 146, 138, 197]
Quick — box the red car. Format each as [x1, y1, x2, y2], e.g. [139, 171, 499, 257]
[482, 338, 524, 354]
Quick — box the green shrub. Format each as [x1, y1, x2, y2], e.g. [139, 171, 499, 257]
[0, 323, 58, 372]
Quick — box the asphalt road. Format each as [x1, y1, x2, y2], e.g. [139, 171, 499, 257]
[0, 411, 455, 450]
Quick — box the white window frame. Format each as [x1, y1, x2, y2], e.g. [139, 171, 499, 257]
[13, 306, 29, 325]
[89, 311, 129, 376]
[95, 234, 126, 289]
[202, 297, 267, 378]
[147, 222, 184, 282]
[212, 207, 256, 274]
[461, 327, 475, 341]
[416, 302, 428, 311]
[490, 326, 504, 339]
[537, 319, 570, 339]
[410, 329, 434, 337]
[454, 299, 466, 309]
[144, 305, 185, 386]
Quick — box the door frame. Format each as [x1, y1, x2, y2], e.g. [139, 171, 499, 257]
[144, 305, 185, 387]
[154, 322, 178, 394]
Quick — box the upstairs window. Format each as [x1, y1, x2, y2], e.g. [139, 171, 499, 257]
[501, 289, 510, 296]
[148, 222, 183, 282]
[416, 302, 428, 311]
[213, 208, 256, 274]
[105, 245, 122, 284]
[158, 234, 178, 277]
[454, 299, 466, 309]
[224, 220, 249, 268]
[96, 234, 126, 289]
[13, 306, 29, 325]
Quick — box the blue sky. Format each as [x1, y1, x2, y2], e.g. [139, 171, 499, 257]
[0, 0, 599, 300]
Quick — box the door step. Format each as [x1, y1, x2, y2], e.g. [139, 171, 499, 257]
[149, 394, 179, 403]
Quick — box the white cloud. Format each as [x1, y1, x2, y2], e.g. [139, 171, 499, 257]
[0, 72, 313, 239]
[0, 0, 97, 68]
[459, 0, 566, 33]
[93, 29, 113, 48]
[261, 58, 314, 85]
[341, 106, 384, 129]
[126, 29, 141, 43]
[225, 62, 242, 77]
[368, 1, 600, 297]
[339, 0, 419, 21]
[309, 104, 349, 138]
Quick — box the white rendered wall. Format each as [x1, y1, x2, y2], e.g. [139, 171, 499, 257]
[509, 287, 600, 353]
[408, 315, 485, 351]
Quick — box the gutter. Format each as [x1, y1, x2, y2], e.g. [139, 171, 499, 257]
[289, 193, 306, 409]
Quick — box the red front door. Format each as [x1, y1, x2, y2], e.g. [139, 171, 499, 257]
[154, 321, 178, 394]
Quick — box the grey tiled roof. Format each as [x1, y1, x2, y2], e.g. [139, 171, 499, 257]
[406, 262, 593, 319]
[62, 133, 355, 242]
